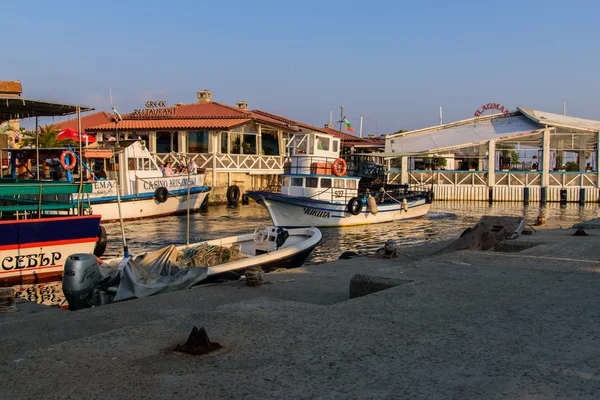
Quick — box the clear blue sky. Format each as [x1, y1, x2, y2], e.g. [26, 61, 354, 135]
[2, 0, 599, 133]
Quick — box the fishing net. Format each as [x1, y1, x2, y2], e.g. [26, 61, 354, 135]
[177, 243, 247, 268]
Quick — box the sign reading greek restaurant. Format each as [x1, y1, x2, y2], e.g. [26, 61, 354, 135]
[131, 100, 177, 118]
[474, 103, 509, 118]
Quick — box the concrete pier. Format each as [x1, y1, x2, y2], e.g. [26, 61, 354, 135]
[2, 221, 600, 399]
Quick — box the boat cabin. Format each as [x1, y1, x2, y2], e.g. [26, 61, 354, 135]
[282, 132, 360, 202]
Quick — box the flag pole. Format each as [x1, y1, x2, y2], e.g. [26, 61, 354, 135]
[359, 116, 363, 139]
[338, 105, 344, 151]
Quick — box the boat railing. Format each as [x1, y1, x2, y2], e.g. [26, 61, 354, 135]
[0, 181, 93, 219]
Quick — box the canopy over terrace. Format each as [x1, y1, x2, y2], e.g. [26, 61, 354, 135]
[385, 107, 600, 192]
[0, 80, 94, 178]
[0, 96, 94, 120]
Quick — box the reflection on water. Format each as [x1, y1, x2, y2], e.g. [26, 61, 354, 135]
[13, 201, 600, 307]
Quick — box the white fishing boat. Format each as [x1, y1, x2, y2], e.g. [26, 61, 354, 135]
[6, 140, 211, 222]
[246, 131, 433, 227]
[62, 225, 322, 310]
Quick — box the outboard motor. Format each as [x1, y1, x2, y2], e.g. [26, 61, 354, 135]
[62, 254, 101, 311]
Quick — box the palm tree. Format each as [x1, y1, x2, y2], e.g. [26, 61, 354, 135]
[21, 125, 76, 148]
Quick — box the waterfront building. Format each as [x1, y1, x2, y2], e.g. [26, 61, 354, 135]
[386, 106, 600, 203]
[79, 89, 379, 203]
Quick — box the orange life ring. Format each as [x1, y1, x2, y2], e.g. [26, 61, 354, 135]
[60, 150, 77, 170]
[331, 158, 347, 176]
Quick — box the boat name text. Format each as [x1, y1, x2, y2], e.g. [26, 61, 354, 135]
[303, 207, 330, 219]
[142, 177, 197, 191]
[2, 252, 61, 271]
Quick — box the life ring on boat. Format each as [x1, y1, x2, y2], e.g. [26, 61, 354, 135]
[154, 187, 168, 203]
[426, 191, 434, 204]
[347, 197, 363, 215]
[93, 225, 107, 257]
[59, 150, 77, 171]
[226, 185, 241, 204]
[331, 158, 347, 177]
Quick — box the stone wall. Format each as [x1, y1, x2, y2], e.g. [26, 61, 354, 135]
[204, 172, 280, 204]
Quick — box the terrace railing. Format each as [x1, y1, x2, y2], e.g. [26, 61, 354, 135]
[154, 153, 287, 173]
[387, 169, 599, 188]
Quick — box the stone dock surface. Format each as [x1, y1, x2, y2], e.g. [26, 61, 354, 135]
[2, 220, 600, 399]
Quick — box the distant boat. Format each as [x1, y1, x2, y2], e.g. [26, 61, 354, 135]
[247, 131, 432, 227]
[0, 180, 102, 287]
[5, 140, 211, 222]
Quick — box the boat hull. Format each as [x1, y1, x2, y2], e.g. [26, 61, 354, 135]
[0, 215, 101, 287]
[88, 190, 210, 222]
[246, 192, 431, 227]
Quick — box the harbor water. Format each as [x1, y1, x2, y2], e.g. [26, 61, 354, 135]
[13, 201, 600, 307]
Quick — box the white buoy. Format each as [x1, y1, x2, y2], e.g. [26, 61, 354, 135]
[367, 196, 378, 215]
[402, 198, 408, 212]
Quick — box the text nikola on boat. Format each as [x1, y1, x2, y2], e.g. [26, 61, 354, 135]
[2, 252, 62, 270]
[303, 207, 330, 219]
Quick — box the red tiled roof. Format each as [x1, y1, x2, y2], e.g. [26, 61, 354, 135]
[51, 111, 114, 133]
[0, 80, 22, 95]
[87, 118, 250, 131]
[322, 127, 362, 141]
[251, 110, 328, 133]
[124, 101, 251, 120]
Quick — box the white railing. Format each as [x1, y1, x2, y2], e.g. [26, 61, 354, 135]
[153, 153, 287, 173]
[388, 170, 599, 188]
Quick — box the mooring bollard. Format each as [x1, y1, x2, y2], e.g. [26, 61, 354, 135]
[0, 288, 17, 313]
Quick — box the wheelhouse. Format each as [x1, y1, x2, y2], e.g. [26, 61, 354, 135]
[282, 132, 360, 202]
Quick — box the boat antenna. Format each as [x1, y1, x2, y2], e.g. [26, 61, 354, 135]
[338, 106, 345, 151]
[185, 155, 191, 245]
[113, 150, 129, 258]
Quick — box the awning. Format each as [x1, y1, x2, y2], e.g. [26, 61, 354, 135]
[0, 96, 94, 120]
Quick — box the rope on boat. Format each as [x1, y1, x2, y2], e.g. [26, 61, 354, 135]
[178, 243, 247, 268]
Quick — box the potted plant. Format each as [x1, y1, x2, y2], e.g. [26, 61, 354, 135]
[432, 156, 447, 170]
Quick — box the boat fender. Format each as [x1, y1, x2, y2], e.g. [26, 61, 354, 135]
[275, 227, 290, 250]
[241, 193, 250, 205]
[426, 191, 434, 204]
[59, 150, 77, 171]
[402, 198, 408, 212]
[200, 195, 209, 211]
[226, 185, 241, 205]
[93, 225, 108, 257]
[347, 197, 363, 215]
[154, 187, 169, 203]
[331, 158, 347, 176]
[367, 196, 378, 215]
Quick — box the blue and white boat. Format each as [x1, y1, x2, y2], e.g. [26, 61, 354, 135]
[7, 140, 211, 222]
[247, 131, 432, 227]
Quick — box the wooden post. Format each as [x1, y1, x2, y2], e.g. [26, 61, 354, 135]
[488, 139, 496, 187]
[542, 128, 551, 188]
[400, 156, 408, 184]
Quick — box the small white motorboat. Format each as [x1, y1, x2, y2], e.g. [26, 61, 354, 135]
[62, 225, 322, 310]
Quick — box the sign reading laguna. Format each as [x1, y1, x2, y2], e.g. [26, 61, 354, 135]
[138, 177, 199, 192]
[474, 103, 509, 118]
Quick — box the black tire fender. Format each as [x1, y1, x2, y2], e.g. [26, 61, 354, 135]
[226, 185, 241, 204]
[155, 187, 168, 203]
[426, 191, 434, 204]
[94, 225, 107, 257]
[347, 197, 363, 215]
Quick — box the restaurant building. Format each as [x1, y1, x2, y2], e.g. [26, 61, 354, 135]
[385, 104, 600, 203]
[85, 89, 338, 203]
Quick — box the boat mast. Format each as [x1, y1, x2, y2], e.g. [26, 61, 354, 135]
[338, 106, 344, 151]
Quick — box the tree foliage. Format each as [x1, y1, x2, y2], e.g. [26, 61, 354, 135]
[21, 125, 76, 148]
